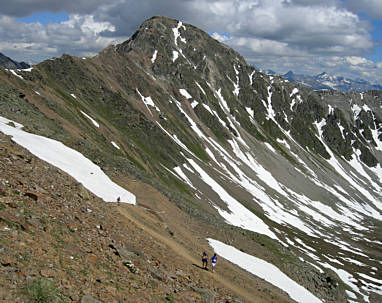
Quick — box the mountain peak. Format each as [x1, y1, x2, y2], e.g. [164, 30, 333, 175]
[0, 52, 30, 69]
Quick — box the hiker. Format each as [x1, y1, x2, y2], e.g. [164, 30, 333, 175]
[211, 253, 217, 272]
[117, 196, 121, 204]
[201, 251, 208, 269]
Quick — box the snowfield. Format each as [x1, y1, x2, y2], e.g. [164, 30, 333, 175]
[0, 116, 136, 204]
[208, 239, 322, 303]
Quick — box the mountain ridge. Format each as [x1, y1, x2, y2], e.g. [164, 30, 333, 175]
[0, 52, 30, 70]
[0, 15, 381, 303]
[280, 70, 382, 92]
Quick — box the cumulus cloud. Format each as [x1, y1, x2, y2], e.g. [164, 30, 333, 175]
[346, 56, 369, 65]
[0, 13, 126, 62]
[345, 0, 382, 20]
[0, 0, 380, 83]
[0, 0, 103, 17]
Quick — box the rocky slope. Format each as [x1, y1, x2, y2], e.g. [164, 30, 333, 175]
[1, 130, 285, 303]
[0, 15, 381, 303]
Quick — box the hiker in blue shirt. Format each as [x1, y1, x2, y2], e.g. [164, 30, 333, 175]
[201, 251, 208, 269]
[211, 253, 217, 272]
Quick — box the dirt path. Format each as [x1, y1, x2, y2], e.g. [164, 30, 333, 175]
[117, 205, 263, 303]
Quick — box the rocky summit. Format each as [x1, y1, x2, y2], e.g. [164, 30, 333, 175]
[0, 15, 381, 303]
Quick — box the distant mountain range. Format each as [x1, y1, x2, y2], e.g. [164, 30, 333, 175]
[0, 52, 30, 70]
[265, 70, 382, 92]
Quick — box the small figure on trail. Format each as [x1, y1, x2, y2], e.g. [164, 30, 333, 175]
[211, 253, 217, 272]
[117, 196, 121, 204]
[202, 251, 208, 270]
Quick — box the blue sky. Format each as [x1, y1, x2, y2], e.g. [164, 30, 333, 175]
[0, 0, 381, 84]
[18, 11, 69, 25]
[367, 20, 382, 62]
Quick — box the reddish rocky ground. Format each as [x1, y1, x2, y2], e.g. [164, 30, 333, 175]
[0, 131, 293, 303]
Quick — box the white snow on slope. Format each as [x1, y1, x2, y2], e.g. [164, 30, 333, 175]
[208, 239, 322, 303]
[290, 88, 299, 97]
[290, 98, 296, 111]
[155, 121, 195, 156]
[188, 158, 278, 240]
[172, 21, 186, 46]
[231, 65, 240, 96]
[358, 273, 382, 295]
[318, 261, 369, 302]
[225, 134, 370, 235]
[249, 70, 255, 86]
[264, 86, 276, 121]
[246, 107, 254, 118]
[7, 69, 23, 80]
[179, 89, 192, 99]
[80, 111, 99, 128]
[172, 51, 179, 62]
[352, 104, 362, 119]
[136, 88, 160, 115]
[173, 166, 196, 189]
[151, 50, 158, 63]
[215, 88, 230, 112]
[265, 142, 276, 153]
[18, 67, 33, 72]
[111, 141, 120, 150]
[195, 82, 206, 95]
[314, 119, 382, 213]
[202, 135, 318, 237]
[202, 104, 214, 116]
[191, 100, 199, 108]
[0, 117, 136, 204]
[0, 116, 23, 129]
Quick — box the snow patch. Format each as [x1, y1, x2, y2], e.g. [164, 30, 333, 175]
[179, 89, 192, 99]
[249, 70, 256, 86]
[8, 69, 24, 80]
[208, 239, 322, 303]
[172, 51, 179, 62]
[0, 117, 136, 204]
[136, 88, 160, 115]
[111, 141, 120, 150]
[80, 111, 99, 128]
[151, 50, 158, 63]
[191, 100, 199, 108]
[290, 88, 299, 97]
[265, 142, 276, 153]
[173, 166, 195, 189]
[0, 116, 23, 129]
[245, 107, 254, 118]
[172, 21, 186, 46]
[195, 82, 206, 95]
[188, 158, 278, 240]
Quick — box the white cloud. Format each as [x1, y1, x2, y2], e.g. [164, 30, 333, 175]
[377, 62, 382, 69]
[346, 0, 382, 20]
[346, 56, 368, 65]
[0, 13, 126, 62]
[0, 0, 380, 83]
[63, 14, 115, 35]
